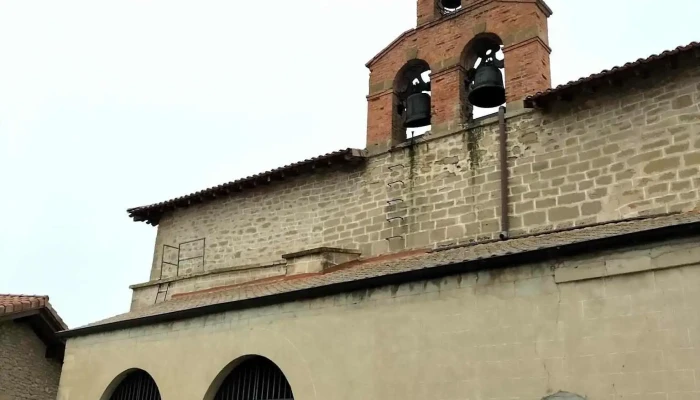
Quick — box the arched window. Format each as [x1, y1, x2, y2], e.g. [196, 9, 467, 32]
[462, 33, 506, 119]
[394, 59, 433, 140]
[438, 0, 462, 16]
[213, 356, 294, 400]
[106, 369, 161, 400]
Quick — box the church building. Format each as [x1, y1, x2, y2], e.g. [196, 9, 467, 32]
[56, 0, 700, 399]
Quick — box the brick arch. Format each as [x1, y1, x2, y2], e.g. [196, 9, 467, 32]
[390, 58, 433, 143]
[461, 32, 503, 70]
[394, 59, 431, 92]
[459, 32, 506, 117]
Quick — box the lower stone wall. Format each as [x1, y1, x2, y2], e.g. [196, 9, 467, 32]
[0, 321, 62, 400]
[60, 235, 700, 400]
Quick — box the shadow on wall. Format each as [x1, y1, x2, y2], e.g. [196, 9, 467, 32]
[542, 391, 587, 400]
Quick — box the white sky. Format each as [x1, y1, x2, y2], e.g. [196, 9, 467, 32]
[1, 0, 698, 328]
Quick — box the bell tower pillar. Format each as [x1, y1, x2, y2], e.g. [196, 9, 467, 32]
[365, 0, 553, 153]
[417, 0, 440, 26]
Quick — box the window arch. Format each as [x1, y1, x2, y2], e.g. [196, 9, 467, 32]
[104, 369, 161, 400]
[393, 58, 433, 140]
[461, 33, 505, 119]
[212, 356, 294, 400]
[438, 0, 462, 16]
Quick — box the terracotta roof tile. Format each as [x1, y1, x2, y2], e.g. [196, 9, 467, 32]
[65, 211, 700, 335]
[0, 294, 47, 315]
[127, 148, 366, 226]
[0, 294, 68, 330]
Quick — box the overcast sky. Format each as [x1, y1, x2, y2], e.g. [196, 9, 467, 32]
[1, 0, 698, 328]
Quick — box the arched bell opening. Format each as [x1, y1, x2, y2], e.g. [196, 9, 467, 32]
[438, 0, 462, 16]
[393, 59, 432, 142]
[209, 355, 294, 400]
[461, 33, 506, 120]
[100, 369, 162, 400]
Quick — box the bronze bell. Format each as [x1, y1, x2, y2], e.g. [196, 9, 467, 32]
[441, 0, 461, 9]
[404, 92, 432, 128]
[467, 57, 506, 108]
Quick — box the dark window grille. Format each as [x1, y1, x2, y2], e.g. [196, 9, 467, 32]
[214, 357, 294, 400]
[109, 370, 162, 400]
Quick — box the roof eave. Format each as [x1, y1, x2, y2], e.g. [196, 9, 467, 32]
[127, 148, 367, 226]
[365, 29, 414, 69]
[57, 218, 700, 339]
[2, 307, 67, 362]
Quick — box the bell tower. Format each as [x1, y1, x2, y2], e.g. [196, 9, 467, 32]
[365, 0, 553, 152]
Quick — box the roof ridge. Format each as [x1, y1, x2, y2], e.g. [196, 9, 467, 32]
[0, 293, 49, 298]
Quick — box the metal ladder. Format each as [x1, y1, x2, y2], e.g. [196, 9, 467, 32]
[154, 282, 170, 304]
[384, 137, 413, 251]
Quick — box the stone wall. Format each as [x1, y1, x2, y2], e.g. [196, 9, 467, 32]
[0, 321, 62, 400]
[59, 235, 700, 400]
[144, 59, 700, 291]
[509, 61, 700, 232]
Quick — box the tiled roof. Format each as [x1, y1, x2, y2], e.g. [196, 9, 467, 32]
[525, 41, 700, 105]
[0, 294, 68, 330]
[60, 211, 700, 338]
[0, 294, 47, 315]
[127, 148, 366, 226]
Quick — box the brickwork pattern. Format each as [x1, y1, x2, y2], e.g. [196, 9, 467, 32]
[0, 322, 62, 400]
[60, 237, 700, 400]
[367, 0, 551, 147]
[146, 63, 700, 287]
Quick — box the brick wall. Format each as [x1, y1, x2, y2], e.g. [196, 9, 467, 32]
[59, 235, 700, 400]
[0, 322, 62, 400]
[144, 60, 700, 290]
[367, 0, 552, 148]
[416, 0, 439, 26]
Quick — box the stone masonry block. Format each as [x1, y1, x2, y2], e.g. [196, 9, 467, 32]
[683, 152, 700, 166]
[643, 157, 681, 174]
[652, 244, 700, 269]
[548, 206, 580, 222]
